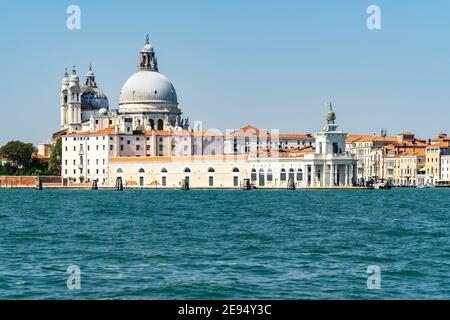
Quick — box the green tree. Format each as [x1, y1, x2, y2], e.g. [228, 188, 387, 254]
[0, 141, 36, 173]
[49, 138, 62, 175]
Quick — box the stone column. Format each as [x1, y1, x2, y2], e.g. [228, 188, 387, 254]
[322, 163, 326, 187]
[334, 164, 339, 186]
[345, 165, 349, 186]
[330, 162, 334, 187]
[311, 164, 316, 187]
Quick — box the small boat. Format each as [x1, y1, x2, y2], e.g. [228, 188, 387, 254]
[373, 180, 392, 190]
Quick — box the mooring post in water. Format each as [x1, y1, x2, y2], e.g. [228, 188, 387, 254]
[35, 177, 43, 190]
[91, 179, 98, 190]
[181, 179, 190, 191]
[115, 177, 123, 191]
[242, 178, 252, 190]
[288, 179, 296, 190]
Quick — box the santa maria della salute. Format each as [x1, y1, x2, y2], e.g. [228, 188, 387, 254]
[53, 35, 359, 190]
[49, 35, 447, 190]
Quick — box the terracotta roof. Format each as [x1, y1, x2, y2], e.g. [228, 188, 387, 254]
[32, 153, 50, 160]
[276, 134, 314, 140]
[145, 130, 223, 138]
[277, 146, 315, 158]
[431, 134, 450, 142]
[427, 141, 450, 149]
[68, 127, 123, 136]
[226, 125, 270, 138]
[52, 128, 69, 140]
[399, 148, 426, 157]
[346, 135, 397, 143]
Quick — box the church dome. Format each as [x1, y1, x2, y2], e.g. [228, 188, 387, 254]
[118, 36, 181, 116]
[119, 70, 178, 105]
[80, 65, 109, 110]
[81, 86, 109, 110]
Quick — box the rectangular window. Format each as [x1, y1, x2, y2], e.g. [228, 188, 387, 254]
[136, 145, 140, 151]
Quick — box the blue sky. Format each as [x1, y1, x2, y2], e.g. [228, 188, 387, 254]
[1, 0, 450, 145]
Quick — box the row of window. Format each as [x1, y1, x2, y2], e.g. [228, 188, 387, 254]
[64, 168, 106, 175]
[65, 159, 106, 166]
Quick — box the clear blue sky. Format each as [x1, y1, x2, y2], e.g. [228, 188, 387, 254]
[1, 0, 450, 145]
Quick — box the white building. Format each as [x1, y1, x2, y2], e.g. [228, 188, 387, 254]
[441, 154, 450, 183]
[60, 35, 357, 188]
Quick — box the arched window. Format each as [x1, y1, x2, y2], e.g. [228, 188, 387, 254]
[297, 169, 303, 181]
[161, 168, 168, 173]
[232, 167, 240, 173]
[258, 169, 265, 187]
[157, 119, 164, 131]
[289, 168, 295, 181]
[267, 169, 273, 182]
[251, 169, 257, 182]
[208, 167, 215, 173]
[184, 168, 191, 173]
[149, 119, 155, 130]
[117, 168, 123, 174]
[138, 168, 145, 173]
[280, 169, 287, 181]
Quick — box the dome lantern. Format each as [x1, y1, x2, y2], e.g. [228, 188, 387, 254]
[139, 34, 158, 72]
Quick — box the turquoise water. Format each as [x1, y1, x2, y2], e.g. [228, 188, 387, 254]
[0, 188, 449, 300]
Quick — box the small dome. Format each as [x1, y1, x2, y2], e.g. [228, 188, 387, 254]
[119, 70, 178, 106]
[81, 86, 109, 110]
[141, 43, 153, 53]
[98, 108, 108, 115]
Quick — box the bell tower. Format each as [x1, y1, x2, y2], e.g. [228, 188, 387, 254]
[60, 69, 69, 129]
[68, 66, 82, 131]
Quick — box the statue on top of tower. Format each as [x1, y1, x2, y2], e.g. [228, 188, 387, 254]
[325, 101, 336, 125]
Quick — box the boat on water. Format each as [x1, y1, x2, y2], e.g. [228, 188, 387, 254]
[373, 180, 392, 190]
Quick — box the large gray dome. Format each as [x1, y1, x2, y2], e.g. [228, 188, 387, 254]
[119, 70, 178, 105]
